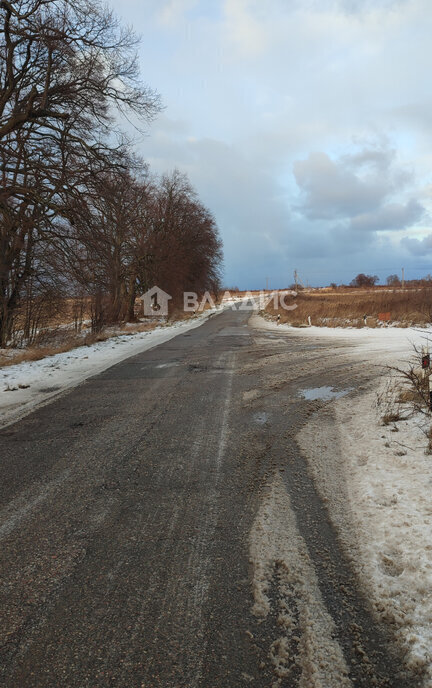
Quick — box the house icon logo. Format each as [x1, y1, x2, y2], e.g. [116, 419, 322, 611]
[140, 286, 172, 317]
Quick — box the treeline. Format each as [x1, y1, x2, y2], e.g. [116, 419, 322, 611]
[329, 274, 432, 289]
[0, 0, 222, 347]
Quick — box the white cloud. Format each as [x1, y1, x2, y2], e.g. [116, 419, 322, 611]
[222, 0, 269, 57]
[157, 0, 199, 26]
[114, 0, 432, 285]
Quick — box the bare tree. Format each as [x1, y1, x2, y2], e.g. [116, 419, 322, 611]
[61, 168, 222, 326]
[0, 0, 160, 140]
[60, 166, 155, 325]
[0, 1, 224, 343]
[386, 274, 401, 286]
[350, 273, 379, 288]
[149, 170, 222, 304]
[0, 0, 161, 345]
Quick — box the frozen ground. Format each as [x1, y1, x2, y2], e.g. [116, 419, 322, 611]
[257, 316, 432, 362]
[258, 316, 432, 683]
[0, 306, 232, 428]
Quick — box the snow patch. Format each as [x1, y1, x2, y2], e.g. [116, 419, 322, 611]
[296, 355, 432, 681]
[252, 314, 432, 365]
[250, 474, 351, 687]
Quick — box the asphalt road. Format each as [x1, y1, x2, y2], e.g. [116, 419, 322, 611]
[0, 307, 424, 687]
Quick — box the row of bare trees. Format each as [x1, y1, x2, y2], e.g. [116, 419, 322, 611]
[58, 168, 222, 327]
[0, 0, 222, 346]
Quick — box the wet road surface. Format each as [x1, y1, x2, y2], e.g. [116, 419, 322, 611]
[0, 307, 423, 686]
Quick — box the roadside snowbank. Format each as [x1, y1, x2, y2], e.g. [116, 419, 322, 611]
[299, 392, 432, 680]
[0, 307, 223, 428]
[336, 395, 432, 677]
[254, 316, 432, 682]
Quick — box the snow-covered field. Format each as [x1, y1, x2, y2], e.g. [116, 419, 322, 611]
[0, 306, 228, 428]
[258, 317, 432, 682]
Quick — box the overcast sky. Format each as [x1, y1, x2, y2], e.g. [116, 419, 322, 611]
[114, 0, 432, 289]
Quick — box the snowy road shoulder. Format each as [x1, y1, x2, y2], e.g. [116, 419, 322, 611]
[250, 314, 432, 681]
[250, 313, 432, 365]
[281, 317, 432, 683]
[0, 309, 222, 428]
[299, 386, 432, 682]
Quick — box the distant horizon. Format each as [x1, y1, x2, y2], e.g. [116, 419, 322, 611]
[224, 271, 430, 291]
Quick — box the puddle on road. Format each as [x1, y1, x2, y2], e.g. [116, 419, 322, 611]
[253, 411, 269, 425]
[299, 386, 352, 401]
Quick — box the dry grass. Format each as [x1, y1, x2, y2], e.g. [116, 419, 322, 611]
[376, 351, 432, 451]
[0, 321, 159, 368]
[1, 290, 218, 366]
[1, 293, 213, 367]
[0, 340, 83, 367]
[264, 287, 432, 327]
[167, 308, 196, 322]
[398, 388, 423, 403]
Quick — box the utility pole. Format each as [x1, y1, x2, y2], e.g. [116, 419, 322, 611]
[266, 276, 269, 291]
[402, 267, 405, 288]
[294, 269, 304, 290]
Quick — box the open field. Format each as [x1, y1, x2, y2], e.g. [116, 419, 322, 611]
[264, 287, 432, 327]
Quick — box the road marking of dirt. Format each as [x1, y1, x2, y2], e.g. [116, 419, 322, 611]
[250, 474, 352, 687]
[215, 353, 235, 469]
